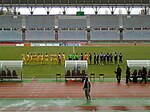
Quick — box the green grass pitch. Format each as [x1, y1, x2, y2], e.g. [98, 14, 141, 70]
[0, 46, 150, 78]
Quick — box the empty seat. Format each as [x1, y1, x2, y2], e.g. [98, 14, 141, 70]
[90, 73, 95, 81]
[56, 74, 61, 81]
[99, 74, 104, 81]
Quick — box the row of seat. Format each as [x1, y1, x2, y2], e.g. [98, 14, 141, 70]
[90, 73, 104, 81]
[56, 73, 104, 82]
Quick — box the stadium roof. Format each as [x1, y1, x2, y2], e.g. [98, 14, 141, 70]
[0, 0, 150, 7]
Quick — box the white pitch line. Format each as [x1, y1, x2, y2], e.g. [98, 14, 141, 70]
[72, 46, 75, 54]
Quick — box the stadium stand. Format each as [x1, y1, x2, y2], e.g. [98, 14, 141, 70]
[59, 30, 87, 40]
[122, 15, 150, 28]
[26, 30, 55, 41]
[90, 15, 119, 28]
[0, 30, 22, 42]
[123, 30, 150, 40]
[0, 15, 21, 28]
[91, 30, 120, 41]
[25, 16, 55, 28]
[0, 15, 150, 42]
[58, 16, 87, 29]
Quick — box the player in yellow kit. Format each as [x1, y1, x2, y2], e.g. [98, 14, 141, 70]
[44, 53, 49, 64]
[26, 53, 30, 65]
[61, 53, 66, 65]
[50, 53, 54, 65]
[33, 54, 37, 65]
[37, 53, 41, 65]
[40, 54, 44, 65]
[53, 53, 57, 65]
[21, 53, 26, 65]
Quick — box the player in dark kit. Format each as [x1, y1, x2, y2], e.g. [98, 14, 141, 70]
[89, 53, 92, 65]
[80, 53, 83, 60]
[96, 54, 99, 64]
[100, 52, 103, 65]
[94, 53, 97, 65]
[119, 53, 123, 63]
[106, 53, 110, 64]
[109, 53, 113, 63]
[114, 52, 118, 64]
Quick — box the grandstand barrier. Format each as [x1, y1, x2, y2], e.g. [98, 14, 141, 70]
[0, 60, 23, 82]
[65, 60, 88, 82]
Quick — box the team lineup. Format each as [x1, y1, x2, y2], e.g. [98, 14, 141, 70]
[21, 52, 123, 65]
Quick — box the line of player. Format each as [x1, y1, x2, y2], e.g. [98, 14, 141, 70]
[68, 52, 123, 65]
[21, 52, 122, 65]
[21, 53, 66, 65]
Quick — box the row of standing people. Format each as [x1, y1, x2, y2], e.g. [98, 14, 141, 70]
[115, 65, 147, 84]
[68, 52, 123, 65]
[22, 52, 123, 65]
[22, 53, 66, 65]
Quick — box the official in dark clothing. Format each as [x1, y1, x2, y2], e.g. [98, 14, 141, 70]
[126, 66, 132, 84]
[115, 65, 122, 83]
[83, 76, 91, 100]
[140, 66, 147, 84]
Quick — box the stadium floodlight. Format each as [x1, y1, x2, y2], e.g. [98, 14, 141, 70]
[126, 60, 150, 70]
